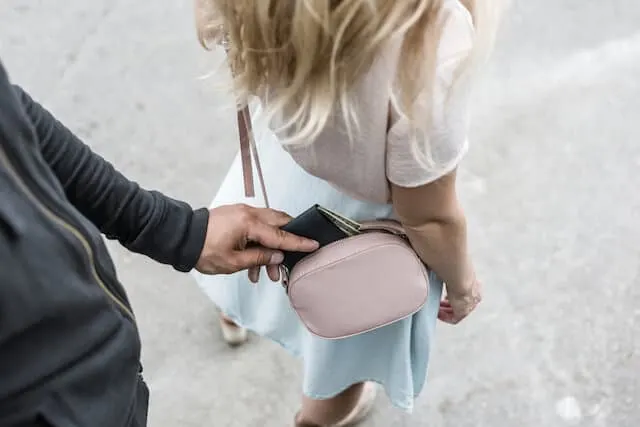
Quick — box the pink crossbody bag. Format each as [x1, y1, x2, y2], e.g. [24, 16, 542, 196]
[233, 106, 430, 340]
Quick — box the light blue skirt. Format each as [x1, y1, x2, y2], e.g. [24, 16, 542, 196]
[191, 125, 443, 412]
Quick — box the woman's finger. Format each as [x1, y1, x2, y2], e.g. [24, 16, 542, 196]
[438, 310, 455, 323]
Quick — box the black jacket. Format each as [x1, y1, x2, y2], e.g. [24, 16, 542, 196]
[0, 60, 209, 426]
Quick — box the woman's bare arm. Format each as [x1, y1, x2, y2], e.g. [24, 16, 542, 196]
[391, 170, 477, 303]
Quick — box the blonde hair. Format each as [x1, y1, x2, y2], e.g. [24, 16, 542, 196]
[195, 0, 502, 146]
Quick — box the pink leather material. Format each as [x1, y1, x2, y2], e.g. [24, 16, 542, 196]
[287, 231, 429, 340]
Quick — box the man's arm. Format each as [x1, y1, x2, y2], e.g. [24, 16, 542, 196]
[12, 85, 208, 272]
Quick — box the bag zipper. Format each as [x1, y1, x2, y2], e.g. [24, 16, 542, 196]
[0, 146, 135, 320]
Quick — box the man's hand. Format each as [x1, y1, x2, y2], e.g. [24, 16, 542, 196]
[195, 204, 318, 278]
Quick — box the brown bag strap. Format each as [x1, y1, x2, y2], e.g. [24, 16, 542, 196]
[225, 38, 269, 208]
[236, 106, 269, 207]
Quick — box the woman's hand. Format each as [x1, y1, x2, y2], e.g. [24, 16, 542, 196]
[438, 278, 482, 324]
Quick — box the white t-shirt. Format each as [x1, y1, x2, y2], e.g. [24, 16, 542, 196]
[273, 0, 475, 203]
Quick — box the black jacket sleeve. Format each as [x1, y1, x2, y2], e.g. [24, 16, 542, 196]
[12, 85, 209, 272]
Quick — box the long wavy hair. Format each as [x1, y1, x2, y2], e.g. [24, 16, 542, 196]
[195, 0, 502, 145]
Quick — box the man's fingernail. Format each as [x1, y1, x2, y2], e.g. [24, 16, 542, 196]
[269, 252, 284, 264]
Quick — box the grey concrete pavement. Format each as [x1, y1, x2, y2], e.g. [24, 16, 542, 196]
[1, 1, 639, 426]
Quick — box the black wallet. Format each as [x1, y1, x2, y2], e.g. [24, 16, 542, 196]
[279, 204, 349, 273]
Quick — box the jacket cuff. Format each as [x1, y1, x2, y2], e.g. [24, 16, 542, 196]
[174, 207, 209, 272]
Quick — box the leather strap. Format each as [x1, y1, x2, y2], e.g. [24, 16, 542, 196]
[236, 105, 269, 207]
[236, 107, 254, 198]
[224, 34, 269, 208]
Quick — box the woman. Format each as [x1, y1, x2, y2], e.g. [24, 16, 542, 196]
[192, 0, 501, 425]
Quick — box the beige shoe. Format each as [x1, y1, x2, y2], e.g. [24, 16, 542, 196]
[333, 382, 377, 426]
[219, 315, 248, 346]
